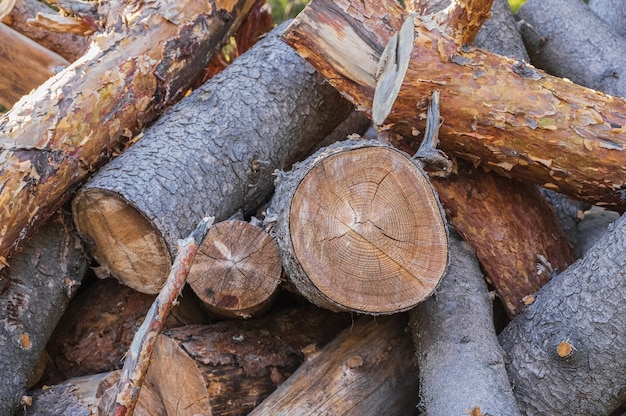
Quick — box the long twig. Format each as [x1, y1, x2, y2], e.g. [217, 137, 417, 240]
[100, 216, 214, 416]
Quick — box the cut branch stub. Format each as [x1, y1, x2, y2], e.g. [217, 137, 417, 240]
[188, 220, 281, 318]
[270, 139, 448, 314]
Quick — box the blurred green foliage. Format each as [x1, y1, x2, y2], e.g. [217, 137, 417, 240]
[508, 0, 526, 12]
[267, 0, 309, 22]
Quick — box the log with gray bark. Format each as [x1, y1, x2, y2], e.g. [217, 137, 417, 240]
[0, 211, 90, 416]
[588, 0, 626, 39]
[409, 229, 520, 415]
[72, 23, 353, 294]
[248, 314, 420, 416]
[517, 0, 626, 99]
[0, 0, 257, 269]
[499, 212, 626, 415]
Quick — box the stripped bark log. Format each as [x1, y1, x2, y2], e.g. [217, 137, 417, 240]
[284, 0, 576, 317]
[0, 211, 90, 416]
[188, 220, 282, 318]
[2, 0, 89, 61]
[0, 0, 257, 269]
[499, 212, 626, 414]
[20, 371, 165, 416]
[268, 139, 448, 314]
[145, 306, 351, 416]
[409, 229, 520, 415]
[248, 314, 420, 415]
[0, 23, 68, 109]
[285, 0, 626, 211]
[517, 0, 626, 99]
[72, 23, 353, 294]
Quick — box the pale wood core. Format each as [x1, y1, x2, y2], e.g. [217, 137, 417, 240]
[289, 146, 447, 313]
[188, 220, 281, 318]
[72, 189, 171, 294]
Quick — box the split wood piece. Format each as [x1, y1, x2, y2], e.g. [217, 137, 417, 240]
[4, 0, 89, 62]
[589, 0, 626, 38]
[101, 217, 212, 416]
[285, 1, 626, 211]
[431, 160, 576, 316]
[517, 0, 626, 99]
[21, 371, 164, 416]
[499, 212, 626, 415]
[72, 23, 353, 294]
[269, 139, 448, 314]
[40, 278, 205, 386]
[249, 314, 420, 415]
[188, 219, 281, 318]
[285, 0, 577, 317]
[410, 229, 520, 415]
[145, 306, 352, 416]
[0, 0, 257, 270]
[0, 23, 68, 109]
[0, 211, 90, 416]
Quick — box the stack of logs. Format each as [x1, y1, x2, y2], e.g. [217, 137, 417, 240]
[1, 0, 625, 415]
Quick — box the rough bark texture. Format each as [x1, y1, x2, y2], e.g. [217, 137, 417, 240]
[0, 211, 90, 416]
[146, 306, 351, 416]
[588, 0, 626, 38]
[0, 23, 69, 109]
[286, 0, 626, 211]
[268, 139, 448, 314]
[517, 0, 626, 99]
[3, 0, 89, 61]
[20, 371, 165, 416]
[40, 278, 193, 386]
[410, 229, 520, 415]
[249, 314, 420, 416]
[188, 220, 281, 318]
[72, 23, 353, 294]
[0, 0, 256, 270]
[576, 206, 621, 256]
[499, 213, 626, 415]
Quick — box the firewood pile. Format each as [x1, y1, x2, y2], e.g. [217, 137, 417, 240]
[1, 0, 625, 415]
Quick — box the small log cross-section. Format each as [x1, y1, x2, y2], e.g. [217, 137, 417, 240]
[188, 220, 282, 318]
[269, 139, 448, 314]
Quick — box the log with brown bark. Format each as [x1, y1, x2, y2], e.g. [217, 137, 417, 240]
[144, 306, 351, 416]
[0, 23, 68, 109]
[20, 371, 165, 416]
[72, 23, 353, 294]
[0, 0, 257, 269]
[2, 0, 89, 61]
[284, 0, 576, 317]
[248, 313, 420, 415]
[188, 219, 282, 318]
[409, 229, 520, 415]
[285, 0, 626, 211]
[0, 211, 90, 416]
[499, 212, 626, 414]
[268, 139, 448, 314]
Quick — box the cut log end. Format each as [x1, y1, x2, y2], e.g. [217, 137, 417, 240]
[280, 142, 448, 314]
[188, 220, 282, 318]
[72, 189, 171, 294]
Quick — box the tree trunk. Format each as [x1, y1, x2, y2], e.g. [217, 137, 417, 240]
[20, 371, 165, 416]
[268, 139, 448, 314]
[248, 314, 420, 415]
[410, 229, 520, 415]
[285, 0, 626, 211]
[499, 213, 626, 415]
[72, 23, 354, 294]
[588, 0, 626, 39]
[0, 23, 69, 109]
[284, 0, 577, 317]
[145, 306, 351, 416]
[188, 219, 282, 318]
[3, 0, 89, 61]
[517, 0, 626, 99]
[0, 211, 90, 416]
[0, 0, 257, 269]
